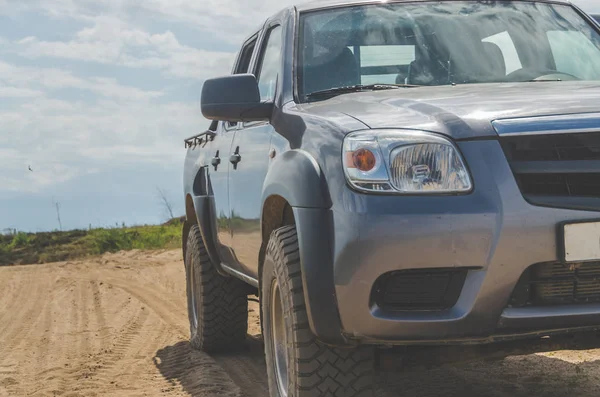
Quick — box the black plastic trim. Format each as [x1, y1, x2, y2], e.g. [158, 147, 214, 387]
[372, 268, 469, 312]
[523, 195, 600, 212]
[201, 74, 274, 122]
[221, 263, 259, 287]
[293, 207, 346, 345]
[192, 195, 224, 273]
[261, 150, 331, 208]
[512, 160, 600, 174]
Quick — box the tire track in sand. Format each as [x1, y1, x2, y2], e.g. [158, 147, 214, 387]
[90, 279, 110, 344]
[50, 275, 83, 397]
[0, 251, 250, 397]
[0, 272, 46, 366]
[0, 272, 28, 337]
[101, 273, 242, 396]
[73, 302, 151, 395]
[78, 278, 92, 356]
[0, 270, 18, 312]
[0, 270, 27, 392]
[103, 278, 188, 337]
[28, 284, 151, 397]
[24, 274, 85, 397]
[31, 281, 55, 388]
[212, 336, 270, 397]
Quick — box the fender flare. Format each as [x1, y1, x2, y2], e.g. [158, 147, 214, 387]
[261, 149, 331, 209]
[261, 150, 347, 345]
[191, 195, 223, 271]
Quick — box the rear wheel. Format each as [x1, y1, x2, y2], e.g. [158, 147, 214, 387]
[262, 225, 375, 397]
[185, 224, 248, 352]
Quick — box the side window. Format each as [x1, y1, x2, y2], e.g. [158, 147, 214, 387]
[547, 30, 600, 80]
[226, 37, 257, 128]
[257, 26, 283, 101]
[235, 39, 256, 74]
[482, 31, 522, 75]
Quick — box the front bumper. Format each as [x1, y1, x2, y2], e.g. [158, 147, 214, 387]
[331, 140, 600, 344]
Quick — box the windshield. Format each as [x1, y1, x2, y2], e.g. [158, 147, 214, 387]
[297, 1, 600, 101]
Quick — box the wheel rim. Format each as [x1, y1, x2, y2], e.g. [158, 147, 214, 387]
[189, 262, 198, 329]
[270, 279, 288, 397]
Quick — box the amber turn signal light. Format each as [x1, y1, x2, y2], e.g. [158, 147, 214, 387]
[346, 148, 376, 172]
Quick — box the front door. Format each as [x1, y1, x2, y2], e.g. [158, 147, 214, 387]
[208, 123, 237, 266]
[228, 24, 282, 278]
[228, 123, 273, 277]
[209, 32, 259, 268]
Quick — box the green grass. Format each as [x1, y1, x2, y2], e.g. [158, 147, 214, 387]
[0, 219, 183, 266]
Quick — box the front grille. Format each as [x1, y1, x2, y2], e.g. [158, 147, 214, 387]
[372, 268, 468, 311]
[502, 132, 600, 161]
[501, 132, 600, 211]
[517, 174, 600, 197]
[509, 261, 600, 308]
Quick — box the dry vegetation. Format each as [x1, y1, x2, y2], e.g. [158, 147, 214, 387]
[0, 217, 184, 266]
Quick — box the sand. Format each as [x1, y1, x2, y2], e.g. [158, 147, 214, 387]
[1, 249, 600, 397]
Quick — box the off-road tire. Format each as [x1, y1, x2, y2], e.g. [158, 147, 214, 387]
[262, 225, 375, 397]
[185, 225, 248, 352]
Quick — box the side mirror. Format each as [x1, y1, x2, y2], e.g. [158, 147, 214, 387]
[201, 74, 273, 122]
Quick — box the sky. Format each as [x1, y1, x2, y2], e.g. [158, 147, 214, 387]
[0, 0, 599, 232]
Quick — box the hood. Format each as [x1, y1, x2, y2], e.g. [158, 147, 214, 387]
[297, 81, 600, 140]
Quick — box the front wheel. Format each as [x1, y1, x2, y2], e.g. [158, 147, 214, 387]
[262, 225, 375, 397]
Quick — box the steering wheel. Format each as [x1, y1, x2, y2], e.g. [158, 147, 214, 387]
[505, 68, 580, 82]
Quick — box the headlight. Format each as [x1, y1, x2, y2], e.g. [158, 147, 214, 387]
[342, 130, 472, 194]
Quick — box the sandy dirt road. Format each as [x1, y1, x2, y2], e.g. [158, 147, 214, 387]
[2, 250, 600, 397]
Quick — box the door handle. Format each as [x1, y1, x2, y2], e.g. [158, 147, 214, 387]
[229, 154, 241, 167]
[211, 150, 221, 171]
[230, 147, 241, 170]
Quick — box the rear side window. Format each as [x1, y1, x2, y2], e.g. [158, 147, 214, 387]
[236, 39, 256, 74]
[227, 37, 257, 127]
[256, 26, 283, 101]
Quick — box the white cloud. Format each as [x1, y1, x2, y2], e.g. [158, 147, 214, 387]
[0, 59, 200, 193]
[14, 17, 236, 80]
[0, 95, 199, 193]
[575, 0, 600, 12]
[0, 86, 44, 98]
[0, 148, 85, 193]
[0, 0, 298, 43]
[0, 0, 297, 229]
[0, 60, 163, 101]
[1, 0, 598, 46]
[123, 0, 299, 42]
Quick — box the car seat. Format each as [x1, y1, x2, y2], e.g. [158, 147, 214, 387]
[303, 47, 359, 95]
[480, 42, 506, 77]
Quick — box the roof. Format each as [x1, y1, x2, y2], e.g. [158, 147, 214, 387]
[295, 0, 571, 13]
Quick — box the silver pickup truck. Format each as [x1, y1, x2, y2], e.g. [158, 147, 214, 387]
[182, 1, 600, 396]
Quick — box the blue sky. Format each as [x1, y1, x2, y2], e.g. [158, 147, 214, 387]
[0, 0, 599, 232]
[0, 0, 297, 232]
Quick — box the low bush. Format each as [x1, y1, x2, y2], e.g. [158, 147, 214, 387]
[0, 219, 183, 266]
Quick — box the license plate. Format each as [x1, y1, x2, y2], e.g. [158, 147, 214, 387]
[563, 221, 600, 262]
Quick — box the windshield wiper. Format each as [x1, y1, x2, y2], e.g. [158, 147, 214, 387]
[306, 83, 421, 99]
[526, 78, 563, 82]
